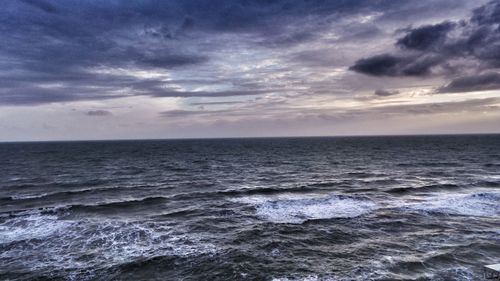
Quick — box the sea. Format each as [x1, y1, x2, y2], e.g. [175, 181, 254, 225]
[0, 135, 499, 281]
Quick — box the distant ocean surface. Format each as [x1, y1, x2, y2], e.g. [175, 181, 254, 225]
[0, 135, 499, 281]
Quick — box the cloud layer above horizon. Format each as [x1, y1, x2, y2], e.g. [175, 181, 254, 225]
[1, 0, 500, 140]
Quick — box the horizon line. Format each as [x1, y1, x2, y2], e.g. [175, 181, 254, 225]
[1, 132, 499, 144]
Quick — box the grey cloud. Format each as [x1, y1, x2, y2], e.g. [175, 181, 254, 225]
[350, 54, 402, 76]
[162, 96, 500, 123]
[350, 0, 500, 93]
[439, 72, 500, 93]
[0, 0, 483, 105]
[149, 89, 273, 98]
[137, 54, 208, 68]
[396, 22, 455, 51]
[349, 54, 443, 76]
[378, 97, 500, 115]
[20, 0, 59, 14]
[258, 31, 318, 48]
[86, 110, 113, 117]
[471, 0, 500, 24]
[160, 109, 228, 118]
[189, 101, 247, 106]
[323, 97, 500, 120]
[374, 89, 400, 96]
[0, 86, 127, 105]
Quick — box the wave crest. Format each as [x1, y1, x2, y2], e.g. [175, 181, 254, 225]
[233, 194, 377, 224]
[0, 212, 216, 275]
[403, 192, 500, 217]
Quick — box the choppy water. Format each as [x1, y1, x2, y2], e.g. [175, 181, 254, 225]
[0, 135, 499, 281]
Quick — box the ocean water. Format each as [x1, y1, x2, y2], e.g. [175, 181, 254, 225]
[0, 135, 499, 281]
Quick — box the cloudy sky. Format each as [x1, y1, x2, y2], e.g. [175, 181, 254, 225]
[2, 0, 500, 141]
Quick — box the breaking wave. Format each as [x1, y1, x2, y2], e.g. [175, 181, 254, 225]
[0, 211, 216, 275]
[232, 194, 378, 224]
[402, 192, 500, 217]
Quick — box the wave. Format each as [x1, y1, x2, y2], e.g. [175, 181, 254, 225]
[0, 213, 72, 244]
[0, 185, 137, 203]
[44, 196, 170, 215]
[232, 194, 377, 224]
[217, 185, 321, 196]
[0, 196, 176, 219]
[1, 184, 334, 209]
[0, 212, 216, 274]
[396, 162, 463, 167]
[340, 171, 390, 179]
[0, 193, 53, 201]
[1, 178, 112, 191]
[0, 190, 108, 207]
[2, 187, 317, 216]
[231, 189, 499, 223]
[475, 180, 500, 187]
[386, 183, 460, 194]
[159, 185, 329, 202]
[272, 275, 328, 281]
[401, 192, 500, 217]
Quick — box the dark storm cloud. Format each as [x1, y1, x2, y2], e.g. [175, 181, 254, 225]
[0, 0, 473, 105]
[439, 72, 500, 93]
[349, 54, 443, 76]
[350, 55, 402, 76]
[350, 0, 500, 93]
[471, 0, 500, 24]
[396, 22, 455, 51]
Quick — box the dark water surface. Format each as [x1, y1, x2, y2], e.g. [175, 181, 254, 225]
[0, 135, 499, 280]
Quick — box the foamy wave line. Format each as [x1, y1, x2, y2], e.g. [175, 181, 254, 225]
[400, 192, 500, 217]
[271, 265, 476, 281]
[0, 213, 71, 244]
[4, 186, 126, 201]
[0, 212, 216, 273]
[232, 194, 377, 224]
[272, 276, 326, 281]
[231, 190, 500, 223]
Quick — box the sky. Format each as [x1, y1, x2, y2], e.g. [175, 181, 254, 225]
[2, 0, 500, 141]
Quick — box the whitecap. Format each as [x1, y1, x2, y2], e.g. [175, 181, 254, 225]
[272, 275, 323, 281]
[0, 213, 71, 244]
[403, 192, 500, 217]
[233, 194, 377, 224]
[0, 213, 216, 273]
[10, 193, 49, 200]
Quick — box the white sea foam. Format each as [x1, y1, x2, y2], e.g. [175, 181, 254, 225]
[0, 212, 216, 272]
[402, 192, 500, 217]
[233, 194, 377, 224]
[271, 265, 476, 281]
[272, 275, 324, 281]
[10, 193, 50, 200]
[0, 213, 71, 244]
[272, 272, 383, 281]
